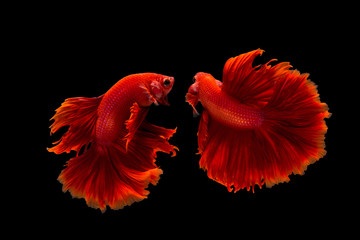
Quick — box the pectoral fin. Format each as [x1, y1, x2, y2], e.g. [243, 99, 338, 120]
[197, 109, 210, 154]
[124, 102, 149, 151]
[139, 83, 159, 106]
[185, 92, 199, 117]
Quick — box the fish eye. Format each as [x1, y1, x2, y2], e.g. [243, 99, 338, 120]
[163, 79, 171, 87]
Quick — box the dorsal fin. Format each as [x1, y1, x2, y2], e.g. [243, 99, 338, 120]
[222, 49, 291, 108]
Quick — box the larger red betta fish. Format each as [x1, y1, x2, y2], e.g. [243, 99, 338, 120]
[48, 73, 178, 212]
[186, 49, 330, 192]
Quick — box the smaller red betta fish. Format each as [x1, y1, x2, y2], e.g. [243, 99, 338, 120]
[48, 73, 178, 212]
[186, 49, 330, 192]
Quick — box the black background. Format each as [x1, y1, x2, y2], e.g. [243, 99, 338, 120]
[36, 4, 353, 233]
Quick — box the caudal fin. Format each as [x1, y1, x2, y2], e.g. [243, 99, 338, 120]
[58, 122, 177, 212]
[260, 69, 331, 186]
[48, 95, 103, 154]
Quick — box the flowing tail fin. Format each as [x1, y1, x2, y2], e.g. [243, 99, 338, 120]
[48, 95, 103, 154]
[58, 123, 177, 212]
[49, 95, 177, 211]
[199, 52, 330, 192]
[259, 70, 331, 187]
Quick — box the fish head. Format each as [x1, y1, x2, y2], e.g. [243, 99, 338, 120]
[149, 75, 175, 106]
[185, 72, 210, 116]
[188, 72, 217, 95]
[188, 80, 199, 95]
[186, 72, 222, 117]
[187, 72, 206, 95]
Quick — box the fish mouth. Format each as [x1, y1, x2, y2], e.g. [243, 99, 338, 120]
[157, 94, 170, 106]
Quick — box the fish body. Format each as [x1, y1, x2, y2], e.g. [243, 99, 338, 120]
[96, 73, 173, 142]
[193, 72, 263, 129]
[186, 49, 330, 192]
[49, 73, 177, 211]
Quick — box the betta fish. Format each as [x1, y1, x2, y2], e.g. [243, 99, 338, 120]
[48, 73, 178, 212]
[186, 49, 330, 192]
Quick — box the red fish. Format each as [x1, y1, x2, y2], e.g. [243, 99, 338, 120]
[48, 73, 178, 212]
[186, 49, 330, 192]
